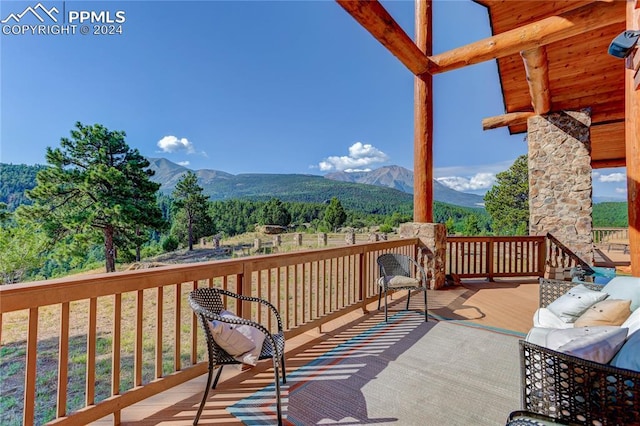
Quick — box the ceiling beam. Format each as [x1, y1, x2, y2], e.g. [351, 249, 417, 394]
[482, 112, 535, 130]
[335, 0, 433, 76]
[428, 1, 624, 74]
[591, 158, 626, 168]
[521, 48, 551, 114]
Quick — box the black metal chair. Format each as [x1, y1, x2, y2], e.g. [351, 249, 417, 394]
[188, 287, 286, 425]
[377, 253, 428, 322]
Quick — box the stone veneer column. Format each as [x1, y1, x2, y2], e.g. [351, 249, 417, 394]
[528, 109, 594, 265]
[398, 222, 446, 289]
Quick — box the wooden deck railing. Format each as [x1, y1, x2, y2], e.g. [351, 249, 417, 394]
[592, 227, 629, 244]
[446, 236, 546, 280]
[0, 238, 418, 426]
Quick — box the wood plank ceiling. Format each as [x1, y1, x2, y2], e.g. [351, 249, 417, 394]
[474, 0, 627, 168]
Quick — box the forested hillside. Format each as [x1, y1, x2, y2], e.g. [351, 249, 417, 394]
[592, 202, 629, 227]
[0, 163, 49, 209]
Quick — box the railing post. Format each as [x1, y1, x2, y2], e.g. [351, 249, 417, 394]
[487, 240, 494, 281]
[359, 248, 368, 314]
[538, 237, 547, 277]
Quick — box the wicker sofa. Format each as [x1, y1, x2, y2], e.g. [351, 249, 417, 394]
[520, 277, 640, 425]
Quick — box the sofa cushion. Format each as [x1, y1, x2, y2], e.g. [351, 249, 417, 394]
[610, 330, 640, 372]
[533, 308, 574, 329]
[622, 307, 640, 336]
[601, 277, 640, 311]
[546, 326, 628, 364]
[546, 284, 609, 323]
[573, 299, 632, 327]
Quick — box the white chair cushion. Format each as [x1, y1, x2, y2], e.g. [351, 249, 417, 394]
[533, 308, 575, 329]
[546, 284, 609, 323]
[384, 275, 421, 288]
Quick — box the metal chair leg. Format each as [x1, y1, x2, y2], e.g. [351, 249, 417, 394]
[281, 353, 287, 384]
[406, 290, 411, 310]
[424, 289, 428, 322]
[194, 365, 215, 425]
[384, 288, 389, 322]
[212, 365, 224, 389]
[273, 359, 283, 426]
[377, 286, 382, 310]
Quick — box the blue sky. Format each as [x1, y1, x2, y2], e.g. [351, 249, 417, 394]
[0, 0, 628, 200]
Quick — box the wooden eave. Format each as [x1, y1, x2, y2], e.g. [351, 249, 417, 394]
[475, 0, 627, 169]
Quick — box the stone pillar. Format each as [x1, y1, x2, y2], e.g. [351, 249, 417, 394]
[528, 109, 594, 264]
[294, 233, 303, 246]
[273, 235, 281, 247]
[399, 222, 446, 289]
[213, 236, 220, 249]
[318, 233, 327, 246]
[200, 237, 207, 247]
[253, 238, 262, 251]
[369, 233, 379, 242]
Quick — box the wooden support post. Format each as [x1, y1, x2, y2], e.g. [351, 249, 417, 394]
[627, 0, 640, 276]
[414, 0, 433, 222]
[521, 47, 551, 114]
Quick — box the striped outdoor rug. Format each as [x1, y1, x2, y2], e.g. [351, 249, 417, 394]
[228, 312, 522, 425]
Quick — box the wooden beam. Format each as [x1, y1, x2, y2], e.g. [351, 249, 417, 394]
[482, 112, 535, 130]
[429, 1, 624, 74]
[591, 158, 626, 168]
[336, 0, 432, 76]
[521, 48, 551, 114]
[626, 0, 640, 276]
[414, 0, 433, 222]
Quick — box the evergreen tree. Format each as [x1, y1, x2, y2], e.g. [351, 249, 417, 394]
[172, 171, 212, 250]
[258, 198, 291, 227]
[18, 122, 164, 272]
[324, 197, 347, 232]
[484, 155, 529, 235]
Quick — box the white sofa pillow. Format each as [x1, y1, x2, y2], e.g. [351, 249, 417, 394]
[545, 326, 628, 364]
[533, 308, 575, 329]
[207, 319, 255, 356]
[546, 284, 608, 323]
[602, 277, 640, 311]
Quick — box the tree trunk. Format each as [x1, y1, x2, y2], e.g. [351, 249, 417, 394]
[104, 226, 116, 273]
[188, 216, 194, 251]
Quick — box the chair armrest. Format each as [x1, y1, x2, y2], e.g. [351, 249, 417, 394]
[520, 340, 640, 425]
[209, 288, 284, 333]
[409, 256, 428, 287]
[538, 278, 601, 308]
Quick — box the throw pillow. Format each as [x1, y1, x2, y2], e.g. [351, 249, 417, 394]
[207, 320, 255, 356]
[546, 284, 609, 323]
[220, 310, 266, 366]
[610, 330, 640, 372]
[621, 307, 640, 336]
[601, 277, 640, 311]
[573, 299, 632, 327]
[546, 326, 628, 364]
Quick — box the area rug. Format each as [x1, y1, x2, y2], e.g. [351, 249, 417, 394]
[228, 312, 522, 425]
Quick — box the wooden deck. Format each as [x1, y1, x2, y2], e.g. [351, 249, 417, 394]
[91, 278, 539, 425]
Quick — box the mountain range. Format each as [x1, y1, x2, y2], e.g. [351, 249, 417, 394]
[146, 158, 485, 209]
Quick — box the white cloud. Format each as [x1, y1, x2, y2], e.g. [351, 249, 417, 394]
[318, 142, 389, 172]
[598, 172, 626, 183]
[615, 187, 627, 194]
[157, 135, 196, 154]
[177, 161, 190, 166]
[437, 172, 496, 192]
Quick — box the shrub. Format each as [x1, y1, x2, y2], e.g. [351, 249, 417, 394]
[161, 235, 179, 252]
